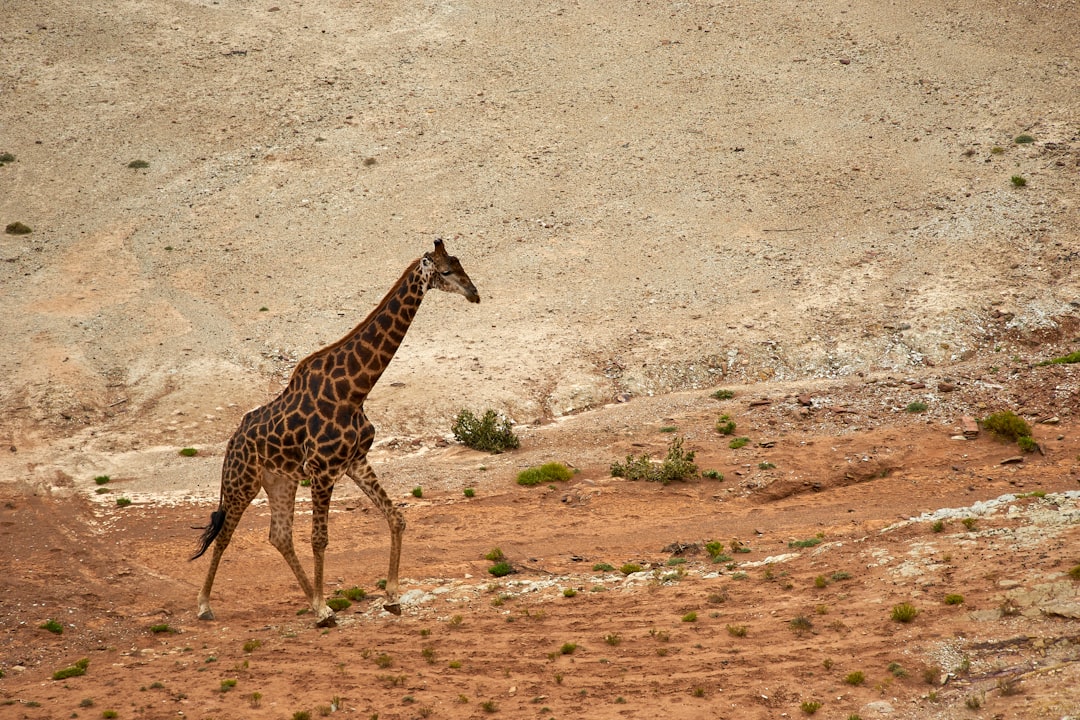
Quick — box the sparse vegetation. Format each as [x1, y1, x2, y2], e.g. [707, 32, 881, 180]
[592, 562, 615, 572]
[517, 462, 573, 486]
[0, 152, 15, 165]
[559, 642, 578, 655]
[682, 611, 697, 622]
[463, 487, 476, 498]
[610, 436, 698, 484]
[94, 475, 110, 485]
[127, 159, 150, 168]
[891, 603, 919, 623]
[40, 619, 63, 634]
[52, 657, 90, 680]
[726, 624, 748, 637]
[5, 221, 32, 235]
[179, 447, 198, 457]
[905, 401, 928, 413]
[243, 639, 262, 652]
[451, 409, 519, 453]
[888, 662, 908, 678]
[961, 517, 977, 531]
[702, 469, 724, 480]
[115, 496, 132, 507]
[800, 700, 822, 714]
[981, 410, 1035, 451]
[728, 437, 749, 449]
[844, 671, 865, 686]
[789, 616, 813, 633]
[789, 537, 822, 549]
[1014, 134, 1035, 144]
[1011, 175, 1027, 187]
[220, 678, 237, 692]
[488, 561, 513, 577]
[327, 597, 351, 612]
[620, 563, 643, 575]
[149, 623, 177, 634]
[1038, 351, 1080, 366]
[715, 414, 736, 435]
[562, 588, 577, 598]
[604, 633, 622, 646]
[1068, 565, 1080, 580]
[931, 520, 945, 533]
[341, 586, 367, 601]
[711, 389, 735, 400]
[411, 486, 423, 498]
[944, 594, 964, 605]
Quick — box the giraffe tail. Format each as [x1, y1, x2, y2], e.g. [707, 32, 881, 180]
[189, 507, 226, 561]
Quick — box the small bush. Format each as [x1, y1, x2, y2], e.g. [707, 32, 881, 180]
[40, 619, 63, 634]
[373, 653, 393, 668]
[726, 624, 748, 637]
[559, 642, 578, 655]
[326, 597, 351, 612]
[52, 657, 90, 680]
[1014, 134, 1035, 144]
[711, 389, 735, 400]
[844, 671, 865, 686]
[220, 678, 237, 692]
[610, 436, 697, 485]
[341, 586, 367, 601]
[411, 486, 423, 498]
[1038, 351, 1080, 366]
[452, 409, 519, 453]
[5, 221, 32, 235]
[149, 623, 177, 634]
[562, 588, 577, 598]
[888, 662, 908, 678]
[1068, 565, 1080, 580]
[728, 437, 749, 449]
[463, 487, 476, 498]
[242, 639, 262, 652]
[94, 475, 110, 485]
[0, 152, 15, 164]
[488, 562, 513, 577]
[944, 594, 964, 605]
[891, 603, 919, 623]
[1017, 435, 1038, 453]
[517, 462, 573, 486]
[1010, 174, 1027, 187]
[931, 520, 945, 533]
[682, 611, 698, 622]
[127, 159, 150, 168]
[604, 633, 621, 646]
[905, 401, 928, 413]
[484, 547, 505, 562]
[702, 470, 724, 480]
[592, 562, 614, 572]
[715, 415, 736, 435]
[789, 616, 813, 633]
[800, 700, 822, 714]
[620, 563, 643, 575]
[116, 497, 132, 507]
[789, 537, 822, 549]
[179, 447, 198, 457]
[981, 410, 1035, 451]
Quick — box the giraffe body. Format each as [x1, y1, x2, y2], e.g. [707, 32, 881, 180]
[192, 239, 479, 625]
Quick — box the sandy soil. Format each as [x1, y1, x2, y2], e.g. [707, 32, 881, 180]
[1, 0, 1079, 717]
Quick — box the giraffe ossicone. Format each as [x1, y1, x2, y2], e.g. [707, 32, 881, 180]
[191, 238, 479, 625]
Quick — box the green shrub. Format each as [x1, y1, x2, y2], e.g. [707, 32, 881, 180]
[728, 437, 749, 449]
[800, 700, 822, 715]
[40, 619, 63, 634]
[944, 594, 964, 605]
[52, 657, 90, 680]
[789, 537, 822, 549]
[149, 623, 177, 634]
[1011, 175, 1027, 187]
[463, 487, 476, 498]
[610, 436, 697, 485]
[517, 462, 573, 486]
[905, 401, 928, 413]
[94, 475, 110, 485]
[1038, 351, 1080, 365]
[715, 414, 736, 435]
[411, 486, 423, 498]
[341, 586, 367, 601]
[179, 447, 198, 457]
[592, 562, 614, 572]
[488, 562, 513, 577]
[981, 410, 1035, 451]
[620, 563, 643, 575]
[1014, 134, 1035, 144]
[844, 671, 865, 686]
[116, 497, 132, 507]
[452, 409, 519, 453]
[127, 159, 150, 168]
[711, 389, 735, 400]
[891, 603, 919, 623]
[484, 547, 505, 562]
[1017, 435, 1038, 453]
[1068, 565, 1080, 580]
[326, 597, 351, 612]
[5, 221, 32, 235]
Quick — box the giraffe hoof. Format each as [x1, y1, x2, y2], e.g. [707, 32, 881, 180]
[383, 602, 402, 616]
[197, 609, 215, 621]
[316, 612, 337, 628]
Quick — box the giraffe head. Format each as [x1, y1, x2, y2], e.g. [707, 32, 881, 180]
[423, 238, 480, 304]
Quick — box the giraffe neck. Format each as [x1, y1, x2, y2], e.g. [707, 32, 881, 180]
[298, 258, 431, 403]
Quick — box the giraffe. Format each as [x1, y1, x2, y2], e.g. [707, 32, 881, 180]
[191, 238, 479, 626]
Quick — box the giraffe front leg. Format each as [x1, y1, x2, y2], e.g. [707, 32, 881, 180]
[310, 482, 336, 627]
[349, 460, 406, 615]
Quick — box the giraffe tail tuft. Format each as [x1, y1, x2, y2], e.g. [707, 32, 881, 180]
[190, 508, 226, 561]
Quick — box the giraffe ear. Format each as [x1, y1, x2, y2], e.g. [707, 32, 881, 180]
[433, 237, 446, 256]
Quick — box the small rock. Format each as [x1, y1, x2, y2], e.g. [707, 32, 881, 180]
[797, 393, 813, 406]
[961, 416, 979, 437]
[839, 57, 851, 65]
[615, 392, 632, 403]
[1001, 456, 1025, 465]
[937, 382, 956, 392]
[1038, 416, 1060, 425]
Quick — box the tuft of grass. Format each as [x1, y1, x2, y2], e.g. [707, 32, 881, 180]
[179, 447, 198, 457]
[715, 414, 736, 435]
[789, 537, 822, 549]
[102, 711, 118, 719]
[116, 497, 132, 507]
[944, 594, 964, 605]
[5, 221, 32, 235]
[728, 437, 749, 449]
[610, 436, 697, 485]
[127, 159, 150, 168]
[326, 597, 351, 612]
[800, 700, 822, 714]
[905, 401, 928, 413]
[888, 662, 908, 678]
[620, 563, 643, 575]
[845, 671, 865, 686]
[1068, 565, 1080, 580]
[659, 425, 677, 433]
[480, 700, 498, 713]
[789, 616, 813, 633]
[411, 486, 423, 498]
[814, 575, 828, 589]
[1014, 134, 1035, 144]
[931, 520, 945, 533]
[711, 389, 735, 400]
[52, 657, 90, 680]
[891, 603, 919, 623]
[604, 633, 621, 646]
[1038, 350, 1080, 366]
[149, 623, 177, 634]
[484, 547, 505, 562]
[220, 678, 237, 692]
[94, 475, 110, 485]
[488, 562, 513, 577]
[341, 586, 367, 601]
[373, 653, 393, 668]
[682, 611, 698, 623]
[40, 619, 63, 634]
[562, 588, 577, 598]
[701, 469, 724, 480]
[1010, 174, 1027, 187]
[981, 410, 1035, 451]
[463, 487, 476, 498]
[451, 409, 519, 453]
[726, 624, 748, 637]
[961, 517, 977, 531]
[0, 151, 15, 164]
[242, 639, 262, 652]
[517, 462, 573, 486]
[592, 562, 615, 572]
[559, 642, 578, 655]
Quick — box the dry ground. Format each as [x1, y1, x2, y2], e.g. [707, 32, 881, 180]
[2, 0, 1079, 718]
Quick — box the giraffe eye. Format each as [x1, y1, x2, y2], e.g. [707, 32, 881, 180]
[440, 270, 451, 276]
